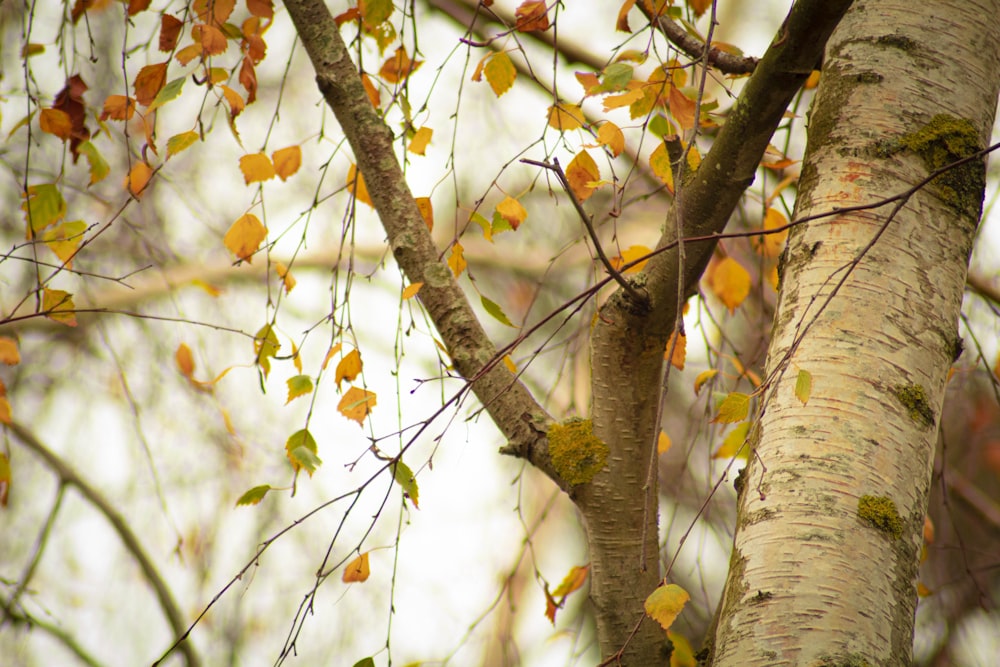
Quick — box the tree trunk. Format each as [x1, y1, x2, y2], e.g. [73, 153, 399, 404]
[710, 2, 1000, 665]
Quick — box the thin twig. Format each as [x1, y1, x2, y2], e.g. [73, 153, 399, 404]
[521, 158, 646, 303]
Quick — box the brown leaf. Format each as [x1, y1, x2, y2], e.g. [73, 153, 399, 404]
[160, 14, 183, 51]
[133, 63, 168, 107]
[514, 0, 549, 31]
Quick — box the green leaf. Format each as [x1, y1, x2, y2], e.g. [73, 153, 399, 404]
[392, 459, 419, 508]
[288, 446, 322, 476]
[490, 209, 513, 235]
[76, 141, 110, 185]
[167, 131, 200, 158]
[596, 62, 633, 92]
[360, 0, 393, 26]
[236, 484, 272, 506]
[712, 392, 750, 424]
[21, 183, 66, 235]
[253, 324, 280, 377]
[795, 369, 812, 405]
[471, 211, 493, 242]
[648, 114, 674, 139]
[352, 659, 376, 667]
[285, 374, 314, 404]
[481, 295, 516, 327]
[148, 76, 186, 113]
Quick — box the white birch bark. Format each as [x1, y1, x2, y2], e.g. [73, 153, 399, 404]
[711, 2, 1000, 665]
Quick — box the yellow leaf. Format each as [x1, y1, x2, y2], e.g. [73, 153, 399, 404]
[176, 343, 195, 378]
[343, 552, 370, 583]
[566, 150, 601, 202]
[503, 354, 517, 373]
[611, 244, 652, 274]
[665, 331, 685, 370]
[335, 348, 363, 388]
[167, 131, 199, 158]
[712, 392, 750, 424]
[448, 241, 466, 277]
[712, 421, 751, 459]
[693, 369, 718, 395]
[42, 288, 77, 327]
[916, 582, 933, 597]
[602, 87, 645, 111]
[0, 397, 11, 426]
[223, 213, 267, 262]
[495, 196, 527, 230]
[598, 121, 625, 157]
[347, 163, 374, 207]
[275, 261, 296, 293]
[649, 141, 674, 192]
[402, 282, 423, 299]
[547, 103, 585, 131]
[338, 386, 377, 425]
[753, 207, 788, 258]
[416, 196, 433, 230]
[39, 108, 72, 140]
[483, 51, 516, 97]
[292, 340, 302, 373]
[125, 162, 153, 197]
[551, 564, 589, 597]
[408, 126, 433, 155]
[41, 220, 87, 267]
[272, 145, 301, 181]
[322, 342, 342, 370]
[668, 631, 697, 667]
[644, 584, 689, 632]
[239, 153, 275, 184]
[657, 430, 671, 454]
[795, 369, 812, 405]
[100, 95, 136, 121]
[707, 257, 751, 313]
[0, 338, 20, 365]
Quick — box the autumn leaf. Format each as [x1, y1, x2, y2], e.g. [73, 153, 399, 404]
[753, 207, 789, 258]
[41, 220, 87, 266]
[235, 484, 271, 506]
[693, 369, 718, 395]
[713, 421, 751, 459]
[285, 428, 321, 476]
[657, 431, 671, 454]
[495, 196, 527, 230]
[503, 355, 517, 373]
[175, 342, 195, 378]
[343, 552, 370, 583]
[0, 338, 20, 365]
[338, 386, 377, 425]
[239, 153, 275, 184]
[285, 375, 313, 403]
[335, 348, 363, 388]
[42, 288, 77, 327]
[220, 85, 245, 117]
[0, 398, 11, 426]
[160, 14, 183, 51]
[361, 73, 381, 107]
[408, 126, 432, 155]
[611, 244, 652, 274]
[40, 108, 72, 140]
[712, 392, 750, 424]
[514, 0, 549, 31]
[597, 121, 625, 157]
[795, 369, 812, 405]
[448, 241, 466, 277]
[275, 261, 296, 293]
[247, 0, 273, 19]
[649, 141, 674, 191]
[552, 564, 590, 597]
[547, 103, 585, 131]
[665, 331, 686, 370]
[322, 343, 342, 370]
[167, 131, 199, 158]
[133, 62, 168, 106]
[224, 213, 267, 262]
[239, 55, 258, 104]
[100, 95, 137, 121]
[76, 142, 110, 185]
[253, 323, 280, 377]
[644, 584, 690, 632]
[616, 0, 636, 32]
[392, 459, 420, 508]
[125, 162, 153, 197]
[565, 150, 600, 202]
[346, 163, 373, 207]
[267, 146, 301, 181]
[21, 184, 66, 236]
[379, 46, 422, 84]
[416, 197, 433, 230]
[707, 257, 751, 313]
[482, 51, 516, 97]
[403, 282, 423, 299]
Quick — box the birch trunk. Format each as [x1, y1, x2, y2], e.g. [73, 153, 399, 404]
[710, 2, 1000, 665]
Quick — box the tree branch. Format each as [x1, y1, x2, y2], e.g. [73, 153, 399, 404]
[7, 421, 200, 667]
[282, 0, 563, 486]
[648, 12, 759, 75]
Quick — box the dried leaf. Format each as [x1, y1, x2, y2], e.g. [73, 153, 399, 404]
[160, 14, 183, 51]
[100, 95, 137, 121]
[133, 62, 168, 107]
[665, 331, 685, 370]
[416, 197, 433, 230]
[514, 0, 549, 31]
[346, 163, 373, 207]
[657, 431, 671, 454]
[338, 386, 377, 425]
[402, 282, 423, 299]
[611, 245, 652, 274]
[565, 150, 600, 202]
[495, 196, 527, 230]
[40, 108, 72, 140]
[379, 46, 422, 84]
[597, 121, 625, 157]
[552, 564, 589, 597]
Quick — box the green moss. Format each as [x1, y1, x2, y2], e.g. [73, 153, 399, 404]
[900, 114, 986, 220]
[892, 383, 935, 429]
[857, 495, 904, 539]
[547, 418, 608, 486]
[817, 653, 872, 667]
[874, 34, 918, 52]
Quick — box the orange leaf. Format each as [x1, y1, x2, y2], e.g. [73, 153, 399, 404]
[125, 162, 153, 197]
[611, 244, 652, 274]
[220, 85, 245, 117]
[408, 126, 432, 155]
[247, 0, 273, 19]
[239, 55, 258, 104]
[495, 196, 527, 230]
[40, 109, 72, 140]
[346, 164, 373, 207]
[133, 62, 168, 107]
[416, 197, 433, 230]
[551, 564, 590, 598]
[547, 103, 585, 131]
[597, 121, 625, 157]
[272, 146, 301, 181]
[176, 343, 195, 378]
[343, 552, 370, 583]
[707, 257, 751, 313]
[0, 452, 9, 503]
[361, 73, 381, 107]
[379, 46, 422, 84]
[565, 150, 600, 202]
[338, 386, 377, 425]
[239, 153, 275, 184]
[100, 95, 136, 121]
[514, 0, 549, 31]
[335, 348, 363, 388]
[0, 337, 21, 365]
[402, 282, 423, 299]
[752, 207, 788, 258]
[275, 261, 296, 293]
[616, 0, 636, 32]
[657, 431, 671, 454]
[322, 343, 343, 370]
[448, 241, 466, 277]
[194, 23, 228, 55]
[665, 331, 685, 370]
[223, 213, 267, 262]
[575, 71, 600, 94]
[644, 584, 690, 632]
